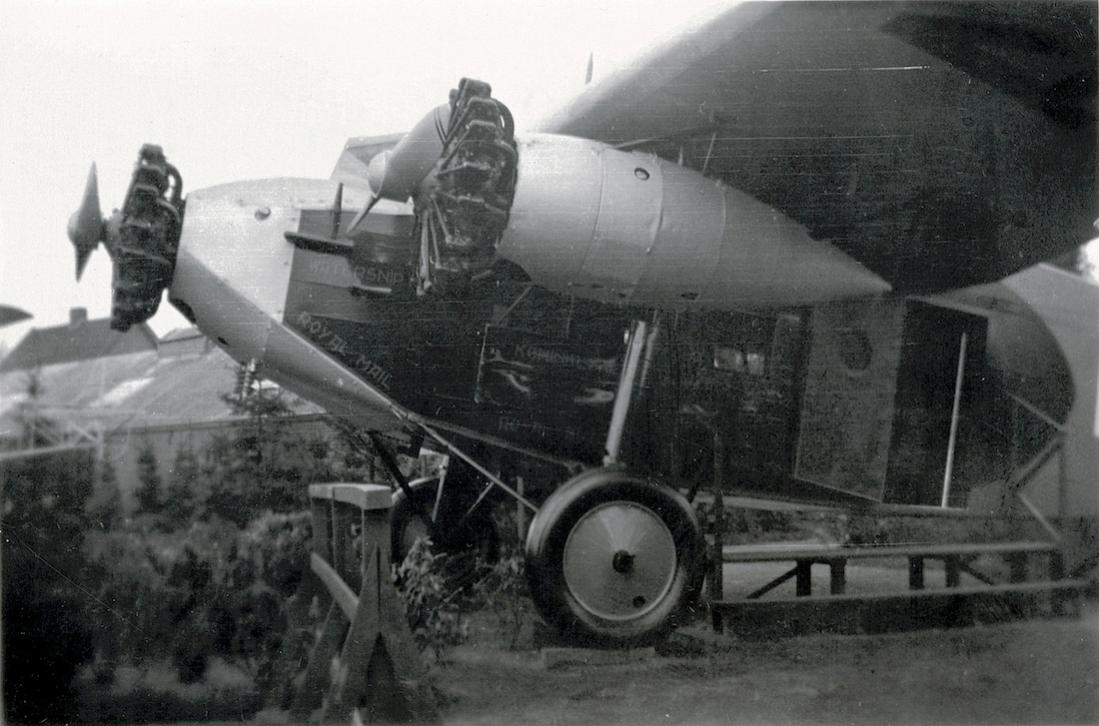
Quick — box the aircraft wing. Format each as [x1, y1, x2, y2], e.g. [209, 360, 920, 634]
[537, 1, 1097, 294]
[0, 305, 31, 328]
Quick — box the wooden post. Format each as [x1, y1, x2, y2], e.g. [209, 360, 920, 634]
[311, 494, 330, 561]
[945, 556, 961, 588]
[1057, 446, 1068, 520]
[292, 601, 348, 720]
[1050, 550, 1066, 615]
[1006, 552, 1028, 584]
[710, 431, 726, 632]
[829, 559, 847, 595]
[298, 483, 437, 724]
[908, 557, 925, 590]
[795, 561, 812, 597]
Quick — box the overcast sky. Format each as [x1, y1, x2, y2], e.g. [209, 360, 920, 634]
[0, 0, 727, 351]
[1, 0, 1095, 353]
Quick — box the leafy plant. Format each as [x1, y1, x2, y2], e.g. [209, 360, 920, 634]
[471, 549, 531, 650]
[393, 538, 469, 660]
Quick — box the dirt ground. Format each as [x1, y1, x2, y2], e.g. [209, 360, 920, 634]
[427, 603, 1099, 726]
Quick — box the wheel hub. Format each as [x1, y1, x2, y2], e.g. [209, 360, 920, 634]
[612, 550, 635, 574]
[562, 500, 677, 621]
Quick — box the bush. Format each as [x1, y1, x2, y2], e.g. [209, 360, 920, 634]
[2, 449, 97, 723]
[231, 510, 313, 597]
[83, 510, 314, 700]
[220, 511, 313, 696]
[471, 549, 531, 650]
[393, 538, 469, 660]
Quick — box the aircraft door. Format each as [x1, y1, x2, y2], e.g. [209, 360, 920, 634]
[883, 303, 989, 506]
[794, 298, 906, 500]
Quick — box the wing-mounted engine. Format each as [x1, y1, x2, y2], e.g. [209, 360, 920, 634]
[67, 144, 184, 330]
[358, 78, 890, 310]
[361, 79, 518, 296]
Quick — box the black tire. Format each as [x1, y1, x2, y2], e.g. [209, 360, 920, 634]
[390, 476, 500, 567]
[524, 468, 705, 648]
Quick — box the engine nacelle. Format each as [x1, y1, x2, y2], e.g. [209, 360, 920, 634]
[371, 79, 888, 309]
[497, 133, 891, 309]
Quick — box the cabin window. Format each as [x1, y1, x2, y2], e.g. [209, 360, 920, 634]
[713, 345, 766, 376]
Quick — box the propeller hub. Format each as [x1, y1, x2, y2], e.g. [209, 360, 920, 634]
[68, 145, 185, 330]
[68, 163, 105, 280]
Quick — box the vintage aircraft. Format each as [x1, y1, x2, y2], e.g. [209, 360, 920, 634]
[67, 2, 1095, 646]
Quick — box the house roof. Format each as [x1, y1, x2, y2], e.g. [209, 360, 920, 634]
[0, 310, 158, 372]
[0, 324, 323, 440]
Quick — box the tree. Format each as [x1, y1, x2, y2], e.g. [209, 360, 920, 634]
[205, 362, 333, 526]
[135, 444, 163, 514]
[87, 455, 123, 531]
[3, 407, 96, 722]
[164, 445, 201, 527]
[14, 369, 58, 449]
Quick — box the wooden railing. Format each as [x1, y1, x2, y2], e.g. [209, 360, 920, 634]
[290, 483, 435, 724]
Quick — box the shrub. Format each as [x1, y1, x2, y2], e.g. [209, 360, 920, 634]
[471, 549, 531, 650]
[203, 380, 334, 526]
[83, 510, 314, 702]
[393, 538, 469, 660]
[2, 448, 97, 723]
[231, 510, 313, 598]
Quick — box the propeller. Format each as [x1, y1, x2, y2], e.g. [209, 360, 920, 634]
[67, 163, 106, 280]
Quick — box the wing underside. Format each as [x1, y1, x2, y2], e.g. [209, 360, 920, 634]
[538, 1, 1097, 293]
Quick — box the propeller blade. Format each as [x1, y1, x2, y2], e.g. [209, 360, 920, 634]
[68, 163, 103, 280]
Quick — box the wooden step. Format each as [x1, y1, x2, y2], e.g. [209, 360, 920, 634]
[711, 579, 1087, 636]
[722, 540, 1059, 563]
[713, 578, 1088, 608]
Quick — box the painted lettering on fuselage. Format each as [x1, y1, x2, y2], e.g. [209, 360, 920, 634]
[307, 254, 403, 289]
[296, 310, 392, 389]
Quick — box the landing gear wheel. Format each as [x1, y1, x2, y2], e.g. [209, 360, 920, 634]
[390, 476, 500, 568]
[525, 468, 705, 647]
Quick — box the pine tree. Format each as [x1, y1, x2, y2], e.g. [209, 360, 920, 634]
[16, 369, 58, 448]
[164, 446, 200, 527]
[205, 361, 330, 525]
[87, 455, 122, 530]
[135, 444, 163, 514]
